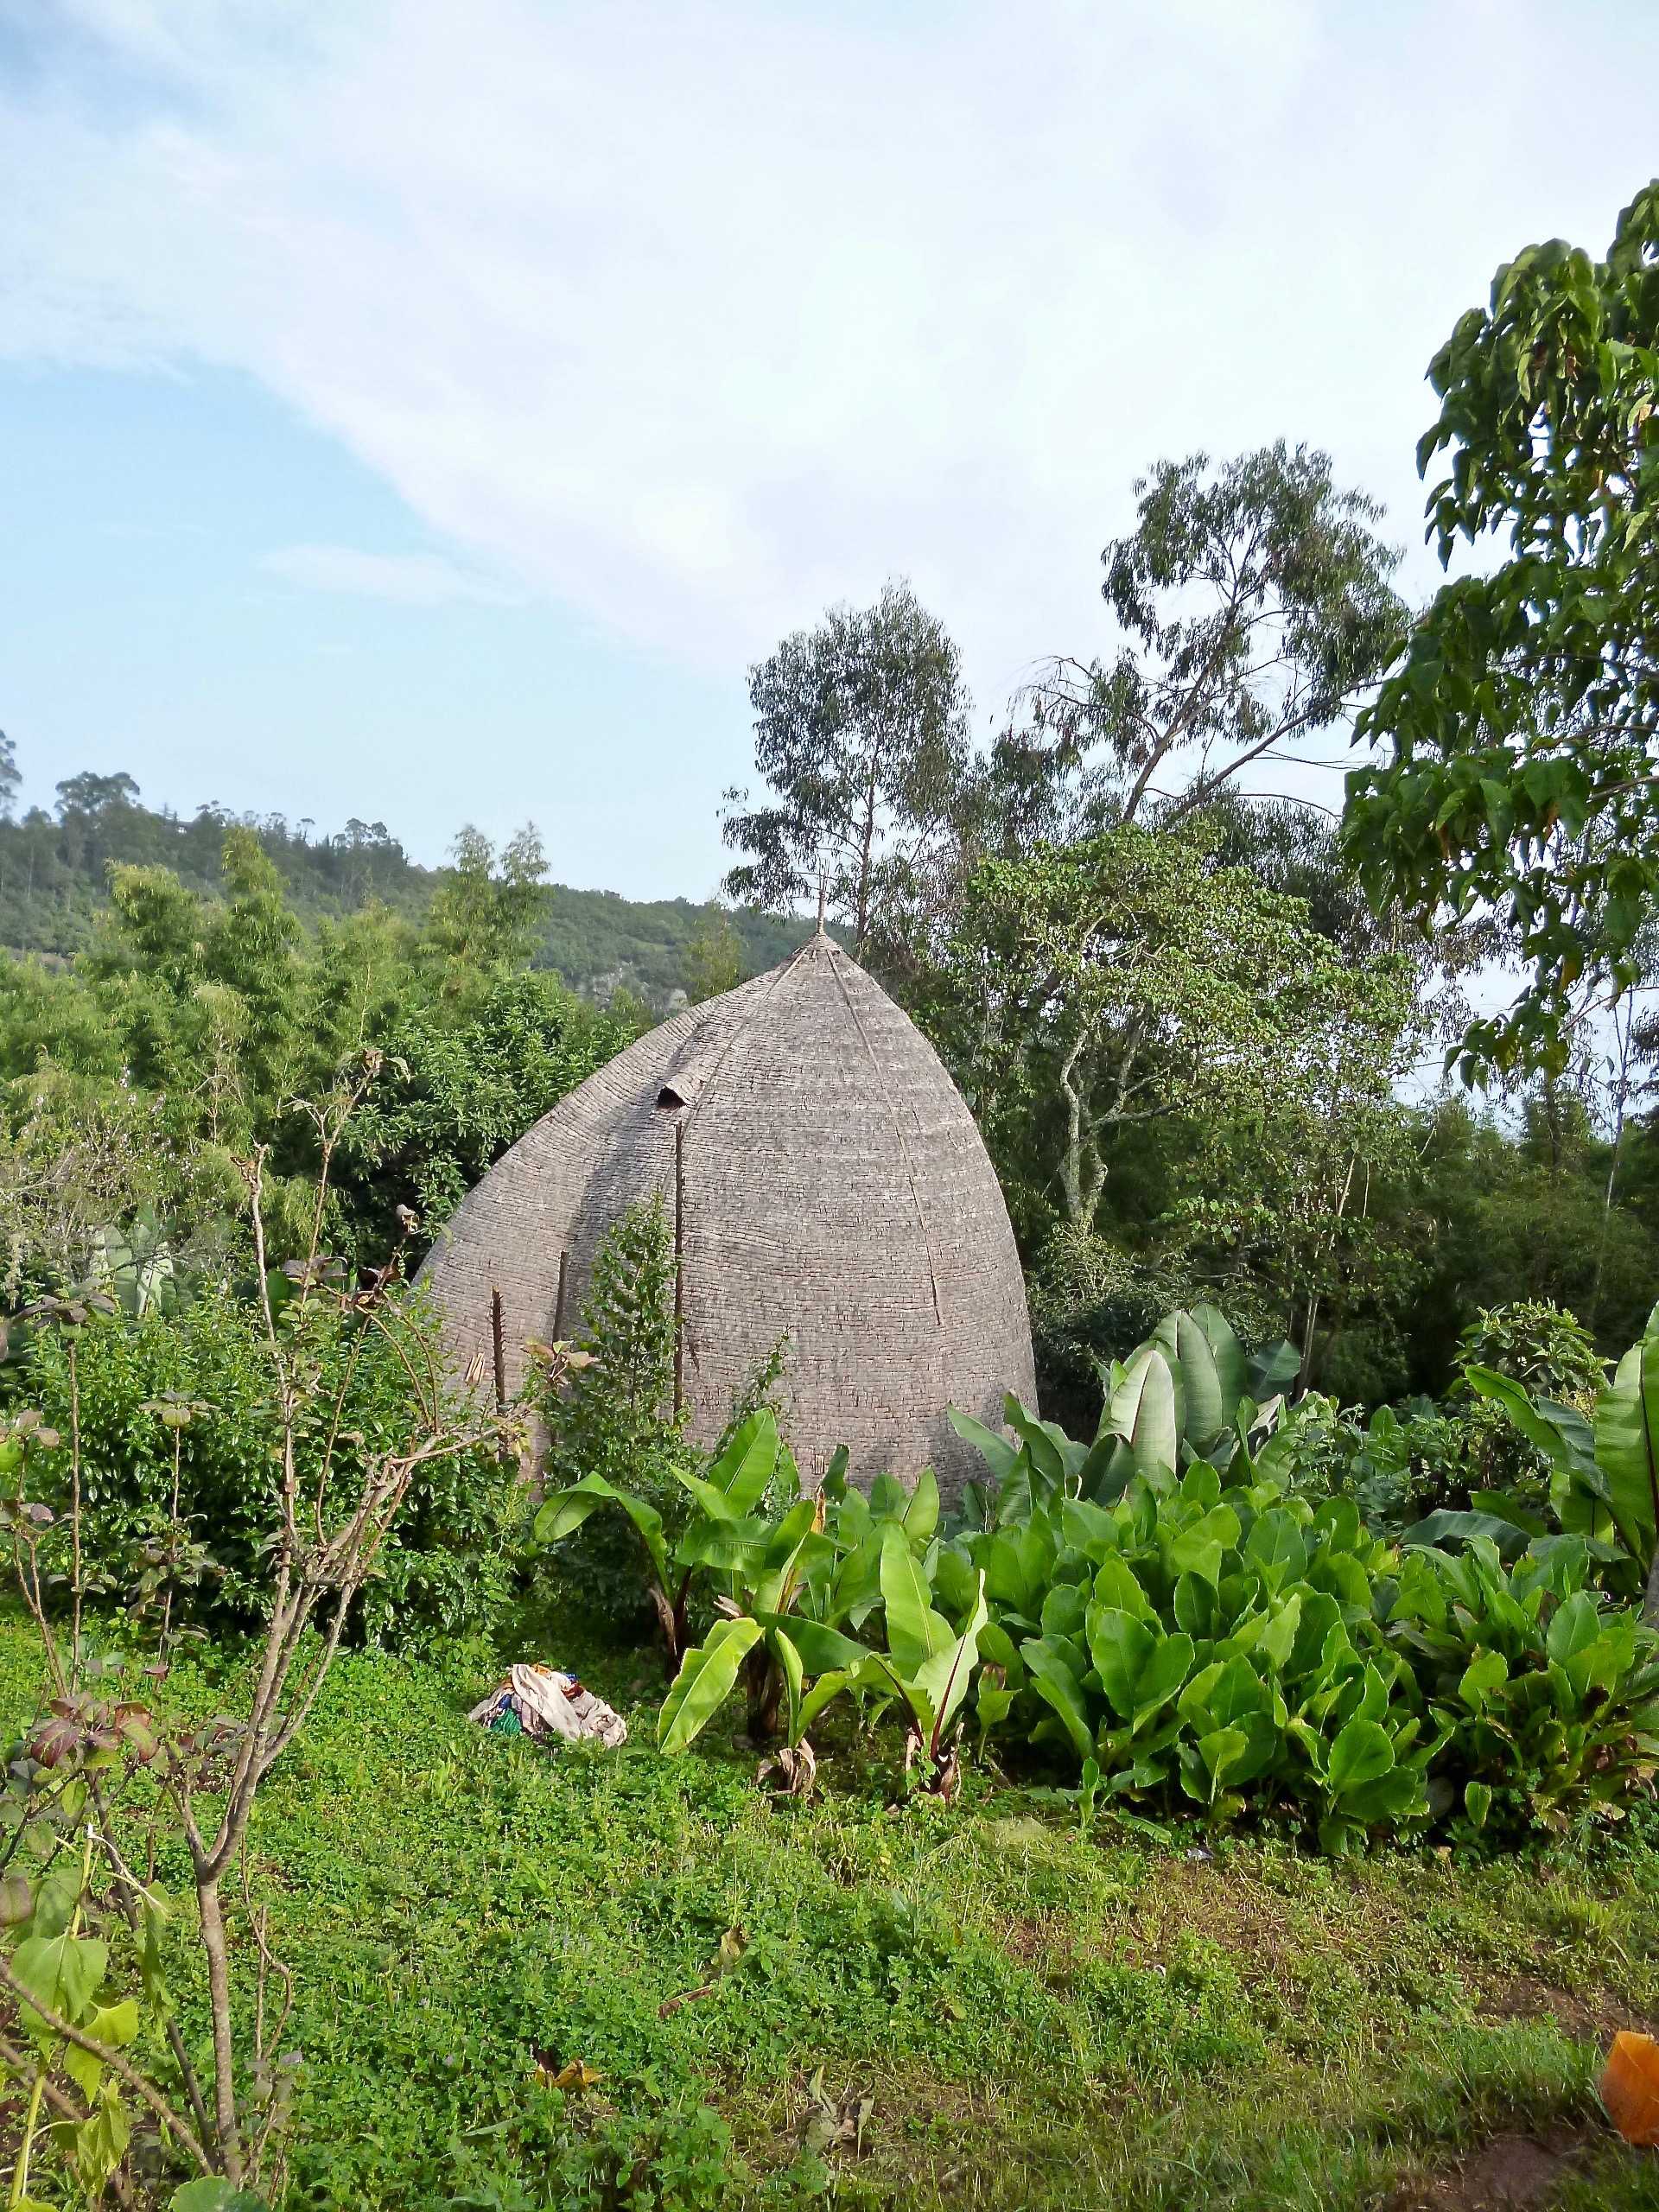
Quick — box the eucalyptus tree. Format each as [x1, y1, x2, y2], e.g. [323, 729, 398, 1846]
[1344, 181, 1659, 1081]
[1019, 442, 1407, 830]
[935, 820, 1418, 1366]
[721, 580, 971, 957]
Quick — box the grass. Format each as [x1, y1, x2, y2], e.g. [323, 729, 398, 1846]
[5, 1610, 1659, 2210]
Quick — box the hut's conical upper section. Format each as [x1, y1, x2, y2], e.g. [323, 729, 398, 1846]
[419, 931, 1034, 1498]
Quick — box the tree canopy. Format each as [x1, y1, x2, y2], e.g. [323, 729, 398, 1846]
[721, 579, 971, 956]
[1344, 180, 1659, 1080]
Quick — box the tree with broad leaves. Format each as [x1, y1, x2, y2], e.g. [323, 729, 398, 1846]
[721, 580, 971, 958]
[931, 819, 1417, 1249]
[1344, 181, 1659, 1083]
[1018, 442, 1407, 830]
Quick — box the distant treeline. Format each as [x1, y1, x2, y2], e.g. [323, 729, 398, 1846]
[0, 775, 808, 1007]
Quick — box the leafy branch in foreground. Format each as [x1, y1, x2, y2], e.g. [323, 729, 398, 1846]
[1344, 178, 1659, 1080]
[0, 1059, 503, 2204]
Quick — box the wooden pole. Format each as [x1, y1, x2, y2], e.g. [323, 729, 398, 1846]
[673, 1115, 685, 1420]
[552, 1249, 569, 1344]
[490, 1287, 508, 1461]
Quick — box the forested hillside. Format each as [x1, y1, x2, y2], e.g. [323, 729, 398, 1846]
[0, 772, 809, 1005]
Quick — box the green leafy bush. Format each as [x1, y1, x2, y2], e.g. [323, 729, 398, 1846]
[1389, 1534, 1659, 1838]
[945, 1417, 1432, 1851]
[11, 1286, 515, 1650]
[529, 1195, 692, 1641]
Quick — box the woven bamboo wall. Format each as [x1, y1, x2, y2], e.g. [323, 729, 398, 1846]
[417, 932, 1035, 1500]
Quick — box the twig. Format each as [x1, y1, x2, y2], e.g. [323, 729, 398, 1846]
[0, 1952, 211, 2173]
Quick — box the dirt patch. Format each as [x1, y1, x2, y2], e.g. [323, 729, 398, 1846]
[1480, 1970, 1642, 2045]
[1387, 2126, 1599, 2210]
[1001, 1912, 1067, 1967]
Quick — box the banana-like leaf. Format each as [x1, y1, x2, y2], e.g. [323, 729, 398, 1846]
[1595, 1305, 1659, 1571]
[946, 1406, 1018, 1484]
[1101, 1346, 1183, 1484]
[796, 1668, 857, 1740]
[911, 1570, 989, 1753]
[1004, 1398, 1071, 1491]
[1399, 1509, 1531, 1560]
[880, 1522, 953, 1675]
[658, 1618, 764, 1754]
[1151, 1311, 1238, 1451]
[1191, 1306, 1246, 1429]
[706, 1408, 779, 1516]
[1246, 1339, 1301, 1400]
[750, 1497, 819, 1614]
[753, 1613, 871, 1673]
[532, 1474, 670, 1590]
[772, 1625, 805, 1742]
[902, 1468, 940, 1542]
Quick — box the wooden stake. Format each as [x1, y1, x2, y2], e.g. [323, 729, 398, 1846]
[552, 1249, 569, 1344]
[673, 1115, 685, 1420]
[491, 1287, 507, 1460]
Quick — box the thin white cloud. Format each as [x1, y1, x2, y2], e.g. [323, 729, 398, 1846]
[3, 0, 1658, 713]
[260, 544, 527, 607]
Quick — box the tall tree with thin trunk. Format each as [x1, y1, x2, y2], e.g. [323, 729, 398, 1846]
[1018, 442, 1406, 830]
[721, 581, 970, 959]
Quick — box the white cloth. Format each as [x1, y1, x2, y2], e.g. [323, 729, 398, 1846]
[507, 1662, 629, 1747]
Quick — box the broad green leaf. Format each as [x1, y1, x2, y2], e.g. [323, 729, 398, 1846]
[1253, 1593, 1298, 1673]
[1088, 1606, 1154, 1719]
[1246, 1340, 1300, 1401]
[1192, 1305, 1247, 1433]
[902, 1468, 940, 1542]
[1197, 1725, 1249, 1796]
[1465, 1365, 1591, 1475]
[1205, 1655, 1268, 1728]
[1090, 1552, 1154, 1620]
[1325, 1717, 1394, 1796]
[1246, 1509, 1307, 1589]
[1039, 1581, 1087, 1642]
[754, 1613, 870, 1673]
[1339, 1765, 1427, 1824]
[708, 1408, 779, 1517]
[11, 1932, 107, 2034]
[1595, 1314, 1659, 1567]
[946, 1406, 1017, 1484]
[1132, 1632, 1193, 1732]
[1157, 1311, 1228, 1449]
[1020, 1635, 1094, 1761]
[1167, 1504, 1239, 1587]
[1545, 1588, 1602, 1667]
[912, 1572, 989, 1751]
[1400, 1509, 1530, 1560]
[1458, 1647, 1509, 1712]
[1105, 1347, 1182, 1484]
[796, 1669, 855, 1738]
[658, 1618, 764, 1755]
[880, 1522, 952, 1675]
[170, 2183, 271, 2212]
[1004, 1398, 1069, 1491]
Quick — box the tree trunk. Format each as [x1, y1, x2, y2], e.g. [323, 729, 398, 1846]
[196, 1876, 244, 2181]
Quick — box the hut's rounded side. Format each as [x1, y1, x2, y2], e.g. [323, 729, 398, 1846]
[418, 936, 1034, 1498]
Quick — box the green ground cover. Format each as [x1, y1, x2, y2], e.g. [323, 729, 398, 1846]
[6, 1611, 1659, 2211]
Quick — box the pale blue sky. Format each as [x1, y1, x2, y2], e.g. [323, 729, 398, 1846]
[3, 2, 1657, 890]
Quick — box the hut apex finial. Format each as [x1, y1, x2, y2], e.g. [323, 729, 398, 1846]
[816, 872, 827, 936]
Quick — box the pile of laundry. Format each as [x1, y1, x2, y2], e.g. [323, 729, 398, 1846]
[467, 1662, 628, 1749]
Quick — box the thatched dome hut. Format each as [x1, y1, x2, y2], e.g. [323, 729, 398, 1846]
[419, 929, 1034, 1499]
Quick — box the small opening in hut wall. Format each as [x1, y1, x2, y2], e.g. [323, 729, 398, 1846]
[657, 1086, 688, 1109]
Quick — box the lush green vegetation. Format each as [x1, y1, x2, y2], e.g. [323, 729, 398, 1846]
[5, 172, 1659, 2210]
[0, 772, 808, 1009]
[8, 1614, 1659, 2210]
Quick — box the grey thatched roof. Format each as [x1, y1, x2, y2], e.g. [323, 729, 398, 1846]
[418, 930, 1034, 1498]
